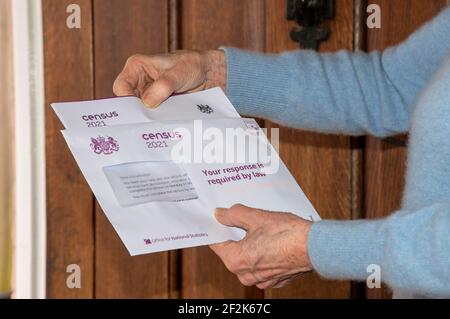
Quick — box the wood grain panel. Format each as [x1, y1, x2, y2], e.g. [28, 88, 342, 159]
[43, 0, 95, 298]
[93, 0, 170, 298]
[181, 0, 265, 50]
[180, 0, 265, 299]
[364, 0, 448, 299]
[263, 0, 355, 299]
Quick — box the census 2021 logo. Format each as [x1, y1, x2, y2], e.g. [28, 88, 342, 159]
[90, 136, 119, 155]
[197, 104, 214, 114]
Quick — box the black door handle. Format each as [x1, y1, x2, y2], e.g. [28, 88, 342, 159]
[286, 0, 334, 50]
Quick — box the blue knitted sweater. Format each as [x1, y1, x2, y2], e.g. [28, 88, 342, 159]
[223, 6, 450, 297]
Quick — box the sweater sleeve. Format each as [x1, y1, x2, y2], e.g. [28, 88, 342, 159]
[308, 52, 450, 298]
[223, 5, 450, 137]
[308, 203, 450, 298]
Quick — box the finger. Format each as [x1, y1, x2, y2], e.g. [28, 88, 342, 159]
[113, 55, 146, 96]
[214, 204, 265, 230]
[209, 241, 244, 273]
[141, 70, 181, 108]
[256, 279, 279, 290]
[209, 240, 240, 266]
[209, 240, 235, 255]
[237, 273, 260, 287]
[272, 278, 291, 288]
[113, 75, 136, 96]
[113, 53, 162, 97]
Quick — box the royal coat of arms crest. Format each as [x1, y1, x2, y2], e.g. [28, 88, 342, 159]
[197, 104, 214, 114]
[90, 136, 119, 155]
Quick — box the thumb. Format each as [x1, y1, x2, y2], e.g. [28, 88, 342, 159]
[214, 204, 264, 230]
[141, 71, 181, 108]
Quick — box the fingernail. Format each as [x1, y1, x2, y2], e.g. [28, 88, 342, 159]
[215, 207, 226, 219]
[142, 99, 158, 109]
[142, 100, 151, 108]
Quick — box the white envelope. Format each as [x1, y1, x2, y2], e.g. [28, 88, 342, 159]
[61, 119, 319, 255]
[53, 88, 320, 255]
[51, 87, 240, 128]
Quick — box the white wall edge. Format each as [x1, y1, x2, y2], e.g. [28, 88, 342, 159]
[12, 0, 46, 299]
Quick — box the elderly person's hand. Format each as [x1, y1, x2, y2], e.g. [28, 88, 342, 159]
[210, 204, 313, 289]
[113, 50, 226, 108]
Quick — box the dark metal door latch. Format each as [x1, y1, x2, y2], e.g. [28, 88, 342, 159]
[286, 0, 334, 50]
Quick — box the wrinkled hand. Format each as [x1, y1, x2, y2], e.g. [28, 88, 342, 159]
[113, 50, 226, 108]
[210, 204, 313, 289]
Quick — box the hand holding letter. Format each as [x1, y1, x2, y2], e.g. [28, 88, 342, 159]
[210, 204, 313, 289]
[113, 50, 227, 108]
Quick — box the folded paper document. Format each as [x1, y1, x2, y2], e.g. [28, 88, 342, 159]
[52, 87, 240, 128]
[52, 88, 319, 255]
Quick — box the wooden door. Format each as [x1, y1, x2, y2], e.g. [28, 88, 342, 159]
[43, 0, 171, 298]
[42, 0, 447, 298]
[44, 0, 96, 298]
